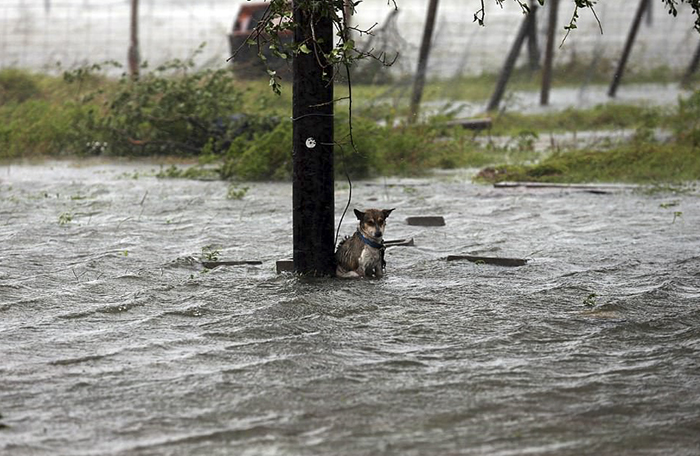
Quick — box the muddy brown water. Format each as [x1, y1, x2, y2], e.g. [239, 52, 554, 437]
[1, 161, 699, 455]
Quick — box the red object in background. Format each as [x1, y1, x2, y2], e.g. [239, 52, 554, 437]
[228, 2, 292, 78]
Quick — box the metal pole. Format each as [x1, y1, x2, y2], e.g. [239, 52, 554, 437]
[608, 0, 649, 98]
[292, 0, 335, 276]
[409, 0, 440, 122]
[487, 11, 534, 112]
[540, 0, 559, 106]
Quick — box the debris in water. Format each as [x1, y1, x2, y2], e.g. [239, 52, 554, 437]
[446, 255, 528, 267]
[406, 216, 445, 226]
[202, 261, 263, 269]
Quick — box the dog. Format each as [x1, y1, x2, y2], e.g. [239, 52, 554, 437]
[335, 208, 395, 278]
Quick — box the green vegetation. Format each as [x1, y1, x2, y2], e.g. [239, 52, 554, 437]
[155, 164, 218, 180]
[58, 212, 73, 225]
[476, 143, 700, 184]
[201, 245, 221, 262]
[226, 183, 249, 200]
[345, 60, 694, 111]
[0, 68, 42, 104]
[477, 90, 700, 184]
[489, 104, 673, 136]
[583, 293, 597, 307]
[1, 62, 699, 185]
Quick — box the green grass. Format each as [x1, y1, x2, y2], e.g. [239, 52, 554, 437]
[2, 65, 699, 185]
[339, 60, 696, 109]
[476, 143, 700, 184]
[477, 89, 700, 184]
[490, 104, 673, 135]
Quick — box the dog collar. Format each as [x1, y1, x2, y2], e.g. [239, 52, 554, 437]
[357, 230, 384, 249]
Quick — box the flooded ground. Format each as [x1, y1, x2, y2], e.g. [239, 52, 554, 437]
[1, 161, 699, 455]
[422, 82, 694, 119]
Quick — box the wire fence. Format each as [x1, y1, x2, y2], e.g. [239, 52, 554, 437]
[366, 1, 700, 79]
[1, 0, 699, 79]
[1, 0, 237, 73]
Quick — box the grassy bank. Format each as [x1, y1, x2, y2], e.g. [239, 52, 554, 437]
[476, 143, 700, 184]
[477, 90, 700, 184]
[1, 64, 699, 184]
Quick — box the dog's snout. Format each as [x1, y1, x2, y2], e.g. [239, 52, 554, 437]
[374, 230, 383, 238]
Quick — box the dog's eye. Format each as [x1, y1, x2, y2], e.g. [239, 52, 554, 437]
[367, 221, 375, 226]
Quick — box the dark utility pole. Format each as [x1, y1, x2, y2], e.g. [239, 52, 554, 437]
[609, 0, 650, 97]
[128, 0, 140, 78]
[540, 0, 559, 106]
[292, 1, 335, 276]
[409, 0, 440, 122]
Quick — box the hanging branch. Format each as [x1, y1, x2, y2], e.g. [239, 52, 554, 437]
[229, 0, 700, 100]
[227, 0, 398, 92]
[663, 0, 700, 32]
[560, 1, 603, 46]
[236, 0, 700, 89]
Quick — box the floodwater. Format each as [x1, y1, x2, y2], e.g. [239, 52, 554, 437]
[1, 161, 699, 455]
[422, 82, 694, 119]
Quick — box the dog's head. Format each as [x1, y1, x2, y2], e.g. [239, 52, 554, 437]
[355, 208, 395, 240]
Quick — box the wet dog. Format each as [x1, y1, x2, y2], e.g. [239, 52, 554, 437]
[335, 208, 395, 278]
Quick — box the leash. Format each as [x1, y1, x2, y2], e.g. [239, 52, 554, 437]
[333, 142, 353, 248]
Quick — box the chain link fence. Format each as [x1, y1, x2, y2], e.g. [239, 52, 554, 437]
[1, 0, 236, 73]
[1, 0, 699, 78]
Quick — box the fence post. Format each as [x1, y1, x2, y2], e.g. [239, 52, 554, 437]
[682, 40, 700, 86]
[292, 0, 335, 276]
[540, 0, 559, 106]
[526, 0, 541, 71]
[409, 0, 440, 122]
[608, 0, 649, 97]
[487, 10, 534, 112]
[128, 0, 140, 78]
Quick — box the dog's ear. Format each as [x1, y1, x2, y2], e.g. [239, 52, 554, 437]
[354, 209, 365, 220]
[382, 208, 395, 219]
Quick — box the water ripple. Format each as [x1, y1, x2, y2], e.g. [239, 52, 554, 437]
[1, 163, 699, 455]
